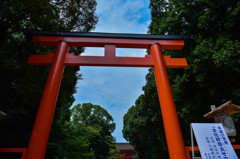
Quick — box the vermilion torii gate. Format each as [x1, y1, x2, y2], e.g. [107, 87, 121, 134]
[3, 31, 193, 159]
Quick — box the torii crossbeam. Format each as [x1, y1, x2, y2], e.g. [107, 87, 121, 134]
[10, 31, 193, 159]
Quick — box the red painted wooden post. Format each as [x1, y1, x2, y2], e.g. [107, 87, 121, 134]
[24, 41, 69, 159]
[150, 43, 188, 159]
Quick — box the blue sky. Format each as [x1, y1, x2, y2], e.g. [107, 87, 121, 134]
[72, 0, 151, 142]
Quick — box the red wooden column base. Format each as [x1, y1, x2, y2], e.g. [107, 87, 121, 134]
[0, 148, 27, 159]
[150, 43, 189, 159]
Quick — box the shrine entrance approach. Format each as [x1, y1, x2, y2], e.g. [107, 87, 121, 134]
[0, 31, 192, 159]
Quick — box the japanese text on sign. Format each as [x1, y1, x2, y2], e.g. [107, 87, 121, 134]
[191, 123, 238, 159]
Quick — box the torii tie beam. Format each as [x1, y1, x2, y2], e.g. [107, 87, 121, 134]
[25, 31, 192, 159]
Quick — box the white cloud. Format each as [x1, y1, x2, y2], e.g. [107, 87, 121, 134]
[73, 0, 151, 142]
[73, 67, 148, 142]
[74, 67, 148, 107]
[95, 0, 150, 33]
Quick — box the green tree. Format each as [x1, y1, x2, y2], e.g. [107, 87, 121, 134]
[63, 136, 94, 159]
[108, 145, 124, 159]
[123, 0, 240, 158]
[46, 121, 94, 159]
[71, 103, 116, 159]
[123, 68, 169, 159]
[0, 0, 98, 158]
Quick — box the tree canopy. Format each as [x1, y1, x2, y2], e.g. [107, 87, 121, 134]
[48, 103, 116, 159]
[0, 0, 98, 158]
[123, 0, 240, 158]
[71, 103, 116, 159]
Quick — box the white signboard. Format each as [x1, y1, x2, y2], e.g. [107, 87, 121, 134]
[191, 123, 238, 159]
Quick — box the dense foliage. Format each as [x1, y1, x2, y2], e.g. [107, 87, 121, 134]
[123, 68, 168, 159]
[123, 0, 240, 158]
[45, 103, 116, 159]
[0, 0, 98, 158]
[70, 103, 116, 159]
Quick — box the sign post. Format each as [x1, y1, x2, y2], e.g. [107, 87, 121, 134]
[191, 123, 238, 159]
